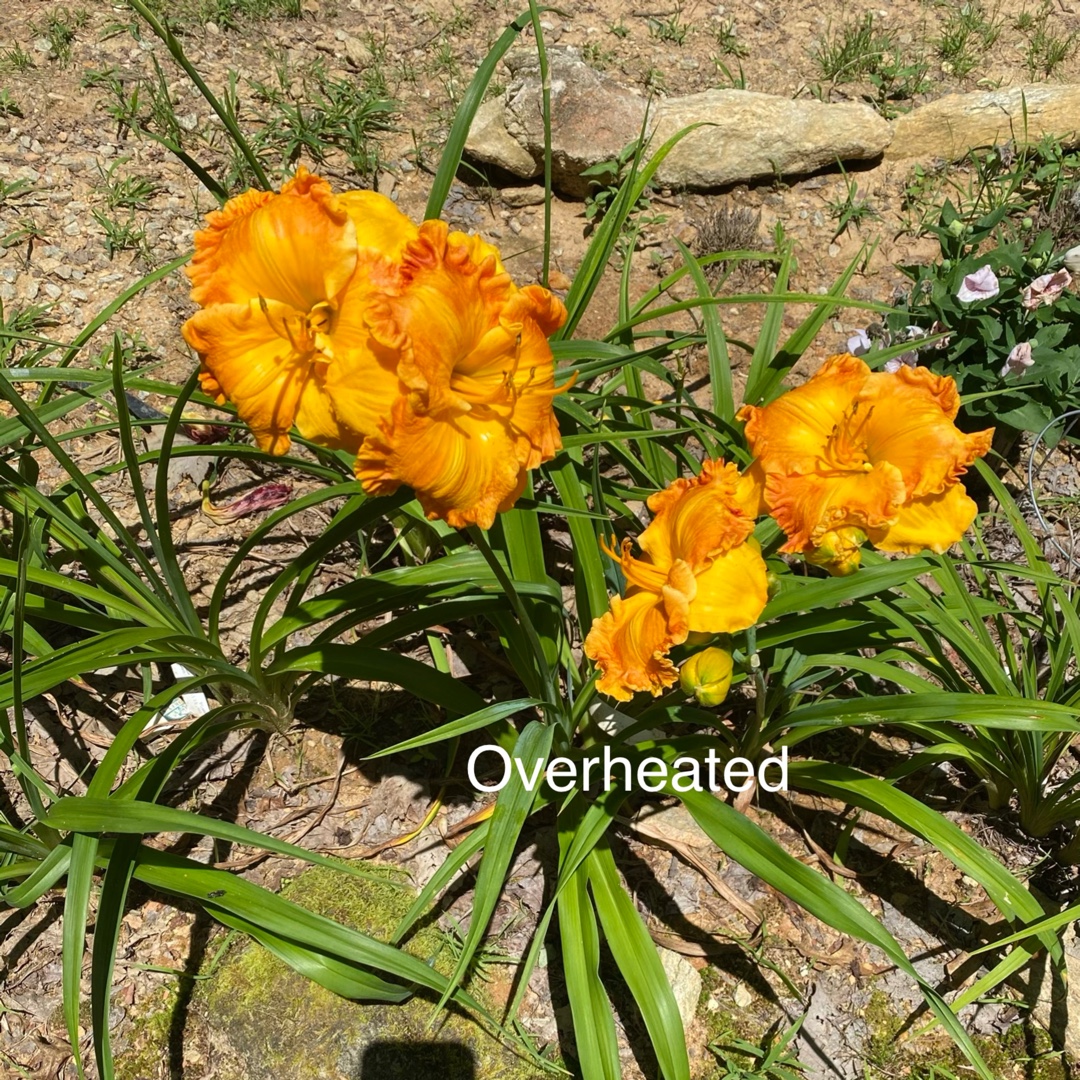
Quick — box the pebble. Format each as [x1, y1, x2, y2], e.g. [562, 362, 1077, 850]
[828, 243, 841, 257]
[44, 283, 62, 300]
[508, 218, 522, 234]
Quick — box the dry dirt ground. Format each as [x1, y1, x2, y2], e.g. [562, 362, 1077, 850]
[3, 0, 1080, 1077]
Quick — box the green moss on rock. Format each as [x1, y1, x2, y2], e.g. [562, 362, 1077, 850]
[194, 865, 549, 1080]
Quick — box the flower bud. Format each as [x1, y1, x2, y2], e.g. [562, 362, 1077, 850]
[1064, 245, 1080, 275]
[680, 647, 734, 707]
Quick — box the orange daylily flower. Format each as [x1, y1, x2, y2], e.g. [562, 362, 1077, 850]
[182, 168, 568, 529]
[584, 460, 769, 701]
[182, 167, 415, 455]
[738, 354, 993, 575]
[352, 221, 569, 529]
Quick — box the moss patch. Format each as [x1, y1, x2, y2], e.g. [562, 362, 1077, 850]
[117, 865, 550, 1080]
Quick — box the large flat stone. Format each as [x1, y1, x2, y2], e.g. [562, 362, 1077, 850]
[652, 90, 893, 189]
[887, 84, 1080, 160]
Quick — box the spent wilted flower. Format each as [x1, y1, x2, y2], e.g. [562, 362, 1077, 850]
[201, 481, 292, 524]
[183, 167, 569, 530]
[584, 460, 768, 701]
[1000, 341, 1035, 378]
[1021, 269, 1072, 311]
[956, 264, 1000, 303]
[738, 354, 994, 575]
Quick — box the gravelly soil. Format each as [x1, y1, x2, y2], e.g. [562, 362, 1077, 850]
[3, 0, 1080, 1077]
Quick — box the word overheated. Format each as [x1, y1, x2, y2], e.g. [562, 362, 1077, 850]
[467, 744, 789, 794]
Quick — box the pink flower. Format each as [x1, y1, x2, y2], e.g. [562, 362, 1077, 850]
[1021, 269, 1071, 311]
[201, 482, 292, 524]
[956, 264, 999, 303]
[1000, 341, 1034, 378]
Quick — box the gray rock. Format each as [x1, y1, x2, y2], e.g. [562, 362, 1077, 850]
[887, 84, 1080, 161]
[631, 803, 714, 850]
[502, 47, 648, 197]
[1025, 918, 1080, 1060]
[659, 948, 702, 1033]
[502, 184, 548, 208]
[467, 48, 892, 195]
[651, 90, 892, 189]
[465, 98, 540, 180]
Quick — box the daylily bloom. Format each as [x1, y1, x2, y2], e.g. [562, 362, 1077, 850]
[584, 460, 768, 701]
[738, 354, 994, 575]
[1021, 269, 1071, 311]
[183, 167, 568, 529]
[956, 264, 999, 303]
[1000, 341, 1034, 377]
[351, 222, 569, 529]
[183, 167, 417, 455]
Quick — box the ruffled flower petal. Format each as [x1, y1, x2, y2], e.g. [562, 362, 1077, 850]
[355, 397, 528, 529]
[338, 189, 419, 262]
[737, 354, 870, 475]
[585, 459, 768, 700]
[639, 459, 755, 572]
[859, 366, 995, 498]
[584, 563, 695, 702]
[687, 541, 770, 634]
[743, 352, 992, 571]
[352, 220, 567, 526]
[765, 462, 906, 553]
[867, 484, 979, 554]
[187, 166, 357, 311]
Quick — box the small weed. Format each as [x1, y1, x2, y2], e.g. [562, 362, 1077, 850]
[0, 177, 33, 203]
[95, 158, 160, 211]
[695, 202, 767, 285]
[0, 89, 20, 118]
[582, 42, 615, 69]
[1024, 6, 1078, 78]
[171, 0, 302, 29]
[868, 47, 931, 116]
[91, 328, 152, 371]
[1, 216, 46, 258]
[811, 13, 882, 82]
[0, 302, 57, 367]
[709, 1015, 807, 1080]
[30, 6, 88, 64]
[0, 44, 34, 73]
[936, 1, 1004, 80]
[714, 19, 749, 58]
[648, 11, 690, 45]
[713, 57, 748, 90]
[249, 58, 395, 178]
[826, 162, 880, 239]
[609, 19, 630, 39]
[582, 141, 668, 262]
[92, 208, 149, 261]
[643, 66, 667, 93]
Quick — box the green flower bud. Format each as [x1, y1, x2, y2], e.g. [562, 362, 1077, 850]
[680, 647, 734, 707]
